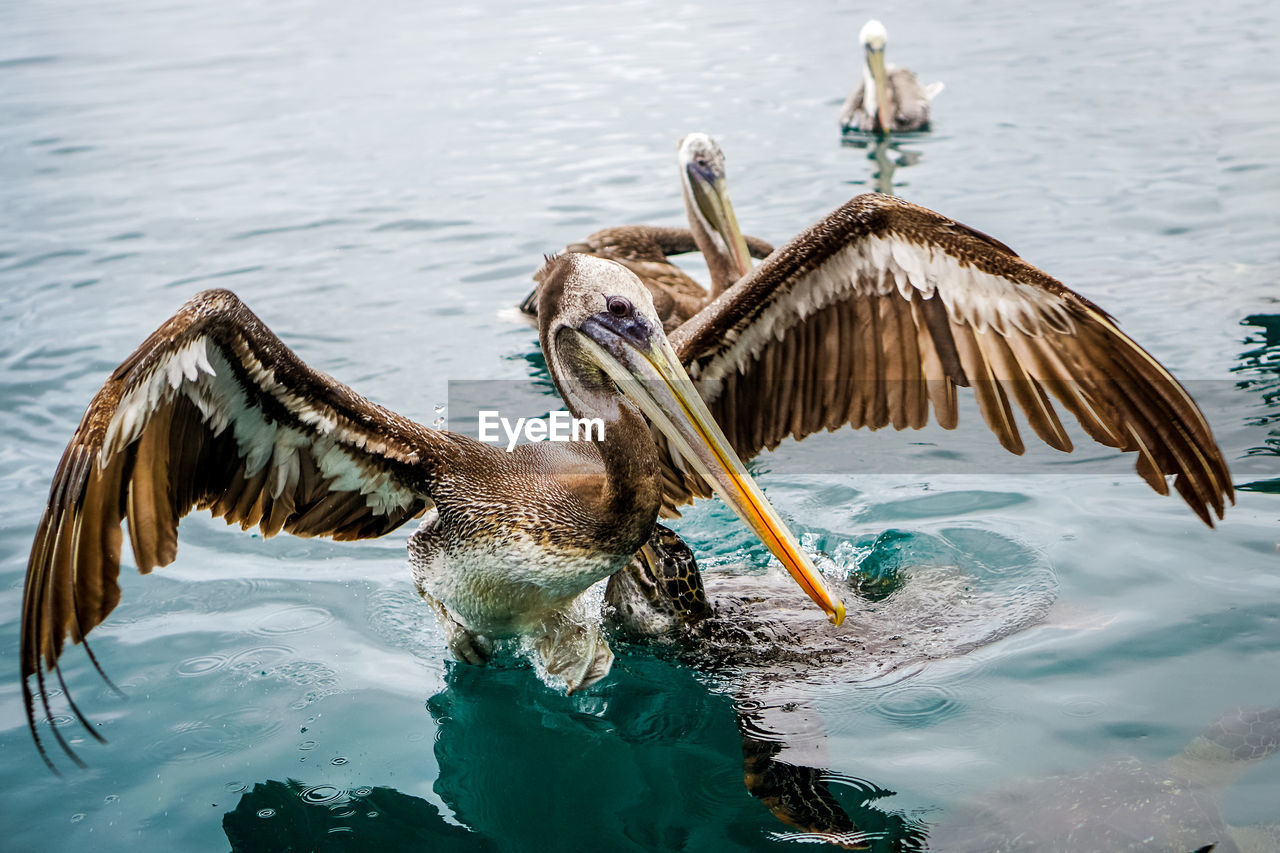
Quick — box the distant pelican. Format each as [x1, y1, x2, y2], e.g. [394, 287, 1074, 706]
[521, 133, 773, 331]
[840, 20, 943, 134]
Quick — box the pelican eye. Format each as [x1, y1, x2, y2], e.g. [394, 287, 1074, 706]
[606, 296, 632, 317]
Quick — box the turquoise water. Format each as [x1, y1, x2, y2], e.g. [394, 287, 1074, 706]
[2, 0, 1279, 849]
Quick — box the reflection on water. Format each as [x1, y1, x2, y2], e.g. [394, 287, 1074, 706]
[736, 706, 929, 850]
[840, 135, 925, 196]
[223, 779, 483, 852]
[216, 525, 1058, 852]
[223, 698, 1280, 853]
[427, 660, 776, 849]
[1234, 313, 1280, 492]
[218, 634, 912, 851]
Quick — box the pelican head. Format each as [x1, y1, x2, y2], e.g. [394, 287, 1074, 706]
[858, 20, 893, 133]
[859, 19, 887, 51]
[537, 253, 845, 625]
[677, 133, 754, 281]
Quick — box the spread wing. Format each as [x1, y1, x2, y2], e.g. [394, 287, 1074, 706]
[652, 194, 1232, 523]
[22, 288, 459, 769]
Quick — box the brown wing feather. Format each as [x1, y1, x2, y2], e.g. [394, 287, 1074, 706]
[659, 193, 1232, 522]
[22, 288, 458, 770]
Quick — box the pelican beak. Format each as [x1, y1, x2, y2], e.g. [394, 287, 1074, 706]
[685, 160, 754, 280]
[577, 315, 846, 626]
[866, 47, 892, 135]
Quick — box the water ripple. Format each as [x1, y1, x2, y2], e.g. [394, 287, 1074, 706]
[175, 654, 230, 677]
[143, 708, 281, 763]
[252, 605, 334, 636]
[1061, 698, 1106, 718]
[227, 645, 296, 672]
[873, 683, 963, 726]
[299, 785, 343, 805]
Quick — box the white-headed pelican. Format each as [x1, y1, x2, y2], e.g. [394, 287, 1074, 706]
[840, 20, 943, 134]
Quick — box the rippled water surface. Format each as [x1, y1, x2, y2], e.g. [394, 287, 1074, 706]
[2, 0, 1279, 850]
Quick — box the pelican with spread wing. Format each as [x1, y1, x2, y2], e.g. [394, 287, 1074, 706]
[22, 194, 1230, 773]
[21, 255, 841, 771]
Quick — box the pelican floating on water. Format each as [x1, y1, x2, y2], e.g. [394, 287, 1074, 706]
[22, 193, 1231, 771]
[521, 133, 773, 331]
[840, 20, 943, 134]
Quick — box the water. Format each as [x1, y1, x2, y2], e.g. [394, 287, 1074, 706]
[2, 0, 1278, 849]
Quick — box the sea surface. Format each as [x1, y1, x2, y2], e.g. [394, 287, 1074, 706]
[1, 0, 1278, 850]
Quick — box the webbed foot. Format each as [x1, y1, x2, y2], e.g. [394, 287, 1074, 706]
[422, 592, 492, 665]
[534, 615, 614, 693]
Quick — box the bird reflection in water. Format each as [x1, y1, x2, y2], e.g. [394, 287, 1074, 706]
[223, 779, 483, 853]
[220, 659, 926, 851]
[840, 134, 924, 197]
[220, 523, 1061, 850]
[425, 661, 927, 850]
[1233, 313, 1280, 494]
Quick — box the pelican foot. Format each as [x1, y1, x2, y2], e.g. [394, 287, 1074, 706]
[422, 592, 492, 666]
[534, 616, 614, 693]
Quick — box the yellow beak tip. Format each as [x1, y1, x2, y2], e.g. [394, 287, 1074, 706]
[828, 600, 846, 626]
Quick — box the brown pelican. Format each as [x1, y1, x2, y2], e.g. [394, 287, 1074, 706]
[22, 192, 1231, 772]
[20, 254, 841, 771]
[520, 133, 773, 331]
[840, 20, 943, 134]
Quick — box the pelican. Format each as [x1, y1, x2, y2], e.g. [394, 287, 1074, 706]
[840, 20, 943, 134]
[20, 254, 841, 771]
[22, 193, 1232, 772]
[520, 133, 773, 331]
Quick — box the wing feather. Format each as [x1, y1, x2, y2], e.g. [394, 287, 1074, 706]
[981, 330, 1072, 451]
[850, 296, 876, 429]
[957, 324, 1025, 454]
[830, 302, 856, 430]
[780, 324, 801, 444]
[790, 313, 809, 438]
[22, 288, 457, 770]
[661, 194, 1232, 521]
